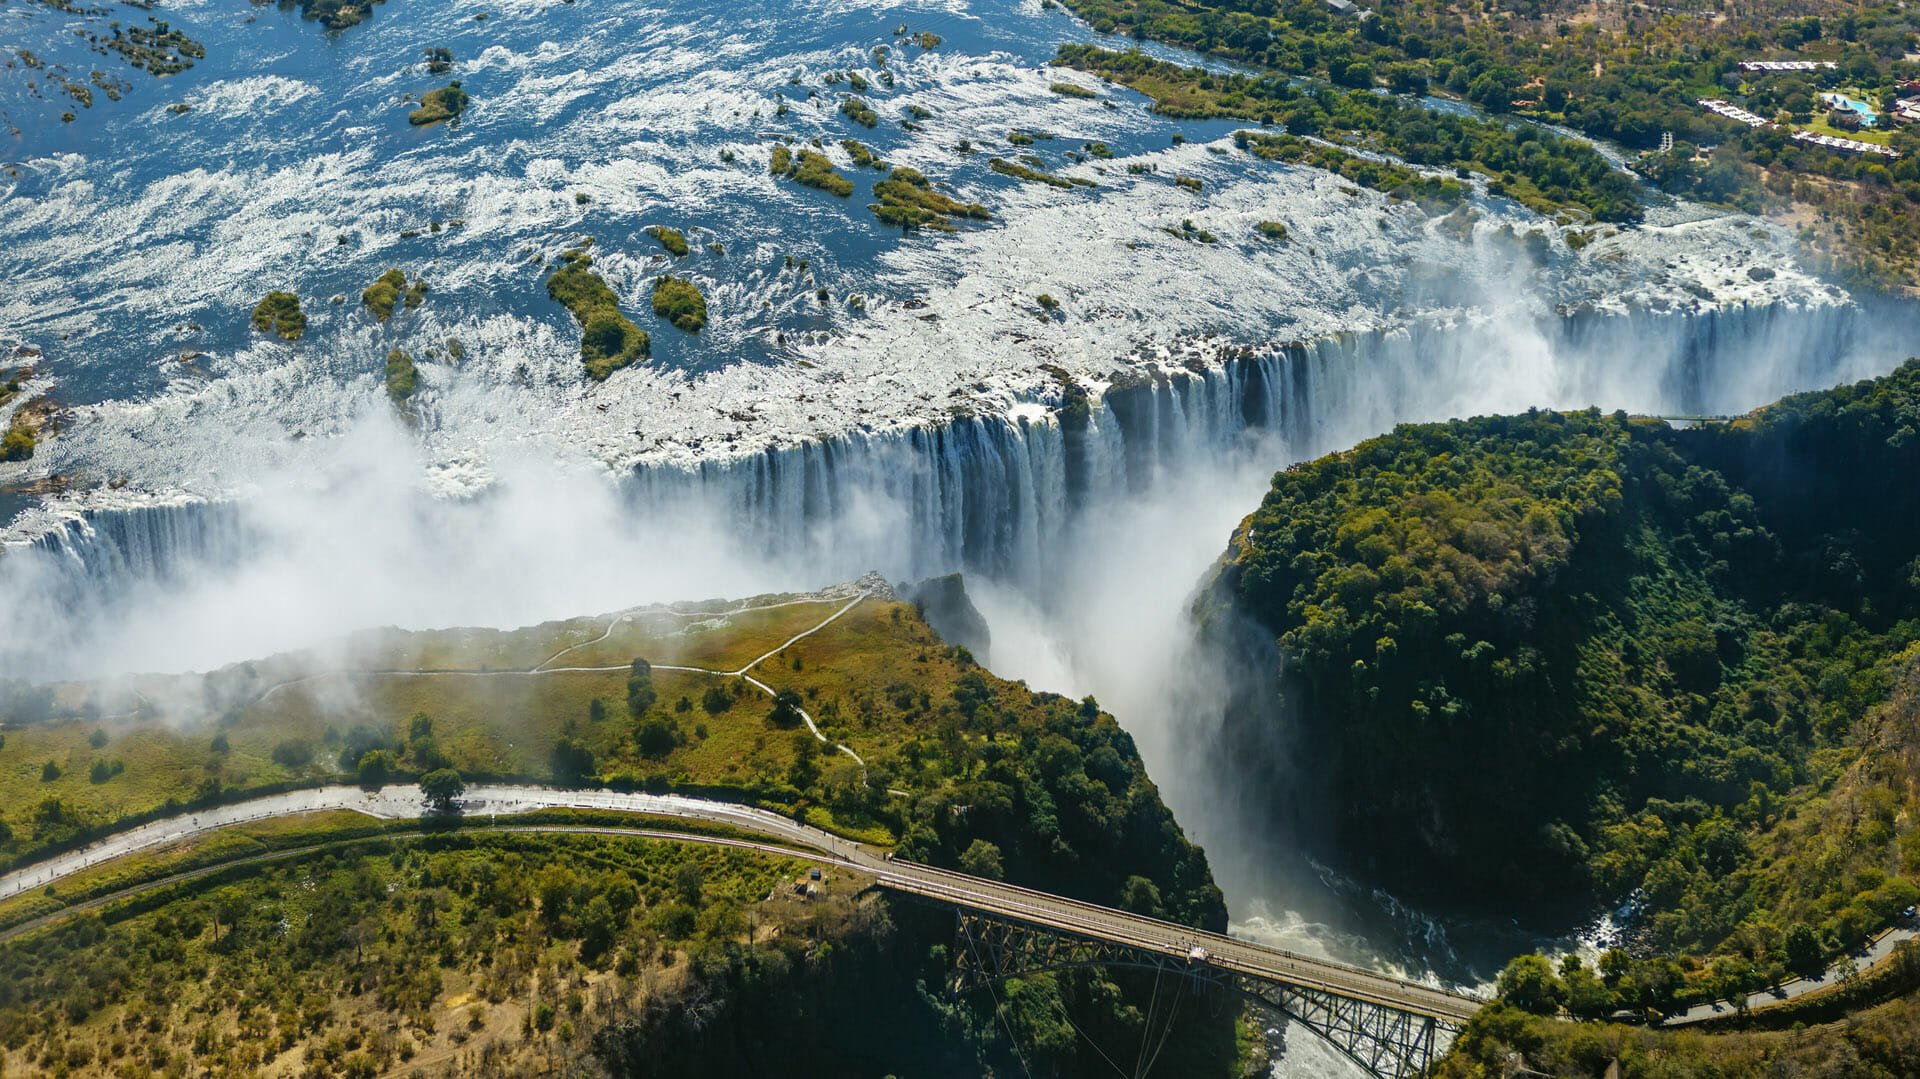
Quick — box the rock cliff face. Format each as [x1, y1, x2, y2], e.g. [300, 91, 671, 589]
[904, 573, 992, 666]
[1199, 361, 1920, 934]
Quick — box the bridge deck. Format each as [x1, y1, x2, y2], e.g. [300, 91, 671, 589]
[876, 860, 1484, 1023]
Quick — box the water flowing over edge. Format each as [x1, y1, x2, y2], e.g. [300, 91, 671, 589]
[15, 299, 1897, 606]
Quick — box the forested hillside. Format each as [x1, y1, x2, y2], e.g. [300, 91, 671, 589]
[1210, 360, 1920, 991]
[0, 587, 1245, 1076]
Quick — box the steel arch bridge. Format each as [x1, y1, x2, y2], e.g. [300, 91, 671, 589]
[948, 909, 1462, 1079]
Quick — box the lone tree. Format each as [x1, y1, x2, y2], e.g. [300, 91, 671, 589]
[627, 658, 657, 717]
[1784, 922, 1824, 979]
[420, 768, 466, 812]
[1496, 954, 1567, 1015]
[768, 689, 806, 729]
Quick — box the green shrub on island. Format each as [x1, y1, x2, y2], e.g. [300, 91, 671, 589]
[869, 167, 992, 231]
[0, 368, 29, 409]
[651, 276, 707, 334]
[840, 139, 886, 169]
[250, 291, 306, 341]
[911, 30, 941, 48]
[384, 348, 418, 404]
[291, 0, 386, 29]
[362, 269, 406, 320]
[424, 46, 453, 74]
[0, 415, 33, 462]
[1050, 81, 1097, 99]
[1255, 219, 1288, 241]
[988, 157, 1093, 190]
[771, 146, 855, 196]
[408, 81, 469, 126]
[645, 225, 690, 257]
[839, 95, 878, 128]
[545, 248, 649, 380]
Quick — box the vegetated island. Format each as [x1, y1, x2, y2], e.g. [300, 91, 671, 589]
[870, 167, 991, 231]
[0, 578, 1252, 1076]
[650, 275, 707, 333]
[838, 94, 878, 128]
[643, 224, 689, 257]
[360, 268, 428, 321]
[249, 291, 306, 341]
[544, 244, 649, 380]
[383, 347, 418, 407]
[770, 144, 854, 196]
[840, 138, 886, 169]
[408, 80, 468, 126]
[988, 156, 1095, 190]
[1235, 130, 1469, 211]
[288, 0, 390, 30]
[0, 401, 40, 462]
[1203, 358, 1920, 1028]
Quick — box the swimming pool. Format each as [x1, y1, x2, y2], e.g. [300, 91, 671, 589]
[1822, 92, 1881, 126]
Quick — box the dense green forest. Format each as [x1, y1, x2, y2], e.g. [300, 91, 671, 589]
[1057, 45, 1639, 222]
[1211, 360, 1920, 1003]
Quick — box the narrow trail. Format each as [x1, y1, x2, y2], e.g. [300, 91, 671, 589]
[247, 591, 874, 772]
[531, 594, 845, 673]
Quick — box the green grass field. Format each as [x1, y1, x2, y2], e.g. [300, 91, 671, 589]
[0, 589, 1055, 869]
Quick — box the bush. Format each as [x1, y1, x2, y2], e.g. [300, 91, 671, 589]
[361, 269, 406, 321]
[384, 349, 418, 404]
[271, 740, 314, 769]
[839, 95, 878, 127]
[772, 147, 855, 196]
[644, 225, 689, 257]
[650, 276, 708, 333]
[408, 81, 469, 126]
[250, 292, 306, 341]
[545, 248, 650, 380]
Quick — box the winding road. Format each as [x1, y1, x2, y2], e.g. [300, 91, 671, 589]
[0, 782, 1484, 1026]
[1661, 916, 1920, 1025]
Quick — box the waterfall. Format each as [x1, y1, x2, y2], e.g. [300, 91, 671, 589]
[3, 300, 1907, 678]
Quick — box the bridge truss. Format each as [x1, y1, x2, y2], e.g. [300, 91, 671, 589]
[951, 910, 1456, 1079]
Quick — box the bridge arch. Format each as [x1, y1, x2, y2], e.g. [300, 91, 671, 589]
[947, 909, 1457, 1079]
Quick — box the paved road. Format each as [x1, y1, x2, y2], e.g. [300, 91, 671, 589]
[0, 783, 1483, 1025]
[880, 860, 1483, 1023]
[0, 823, 841, 947]
[1662, 917, 1920, 1025]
